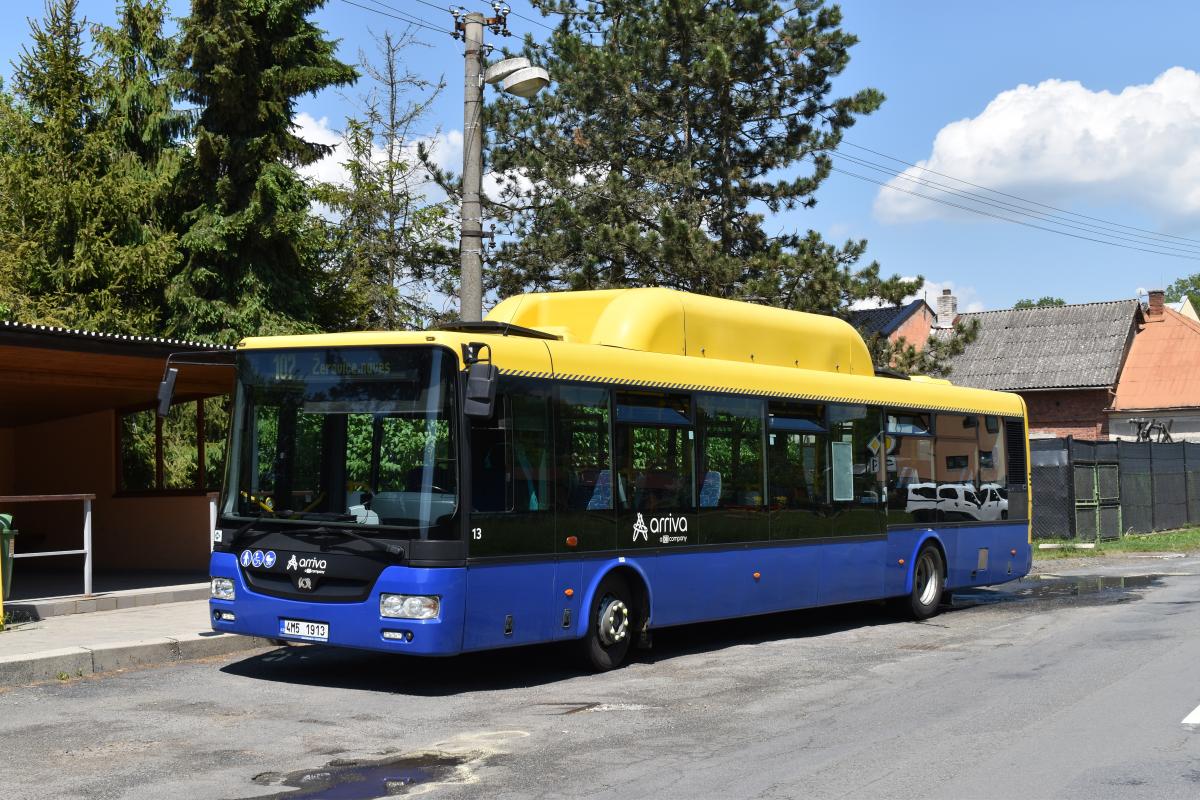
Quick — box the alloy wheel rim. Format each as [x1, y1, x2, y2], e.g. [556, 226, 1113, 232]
[598, 596, 629, 646]
[916, 552, 940, 606]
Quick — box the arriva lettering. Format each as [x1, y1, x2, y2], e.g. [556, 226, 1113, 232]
[648, 514, 688, 535]
[632, 514, 689, 543]
[286, 556, 327, 572]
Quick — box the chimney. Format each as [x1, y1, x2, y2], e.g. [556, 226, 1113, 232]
[936, 288, 958, 328]
[1148, 288, 1165, 318]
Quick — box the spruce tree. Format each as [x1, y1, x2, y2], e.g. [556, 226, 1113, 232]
[171, 0, 357, 343]
[0, 0, 177, 333]
[483, 0, 919, 315]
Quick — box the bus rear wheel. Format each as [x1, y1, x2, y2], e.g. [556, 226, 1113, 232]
[580, 574, 634, 671]
[904, 544, 945, 620]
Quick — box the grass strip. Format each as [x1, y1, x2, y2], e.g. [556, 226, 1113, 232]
[1035, 526, 1200, 559]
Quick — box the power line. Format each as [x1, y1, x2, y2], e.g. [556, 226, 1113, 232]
[828, 164, 1200, 262]
[836, 138, 1200, 248]
[827, 149, 1200, 256]
[337, 0, 451, 37]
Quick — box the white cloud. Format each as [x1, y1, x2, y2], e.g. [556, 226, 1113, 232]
[851, 277, 984, 313]
[875, 67, 1200, 225]
[292, 111, 462, 195]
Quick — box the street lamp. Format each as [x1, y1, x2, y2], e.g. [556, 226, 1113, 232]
[458, 14, 551, 322]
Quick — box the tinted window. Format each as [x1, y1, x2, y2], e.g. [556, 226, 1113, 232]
[468, 383, 554, 556]
[936, 414, 983, 521]
[768, 402, 829, 539]
[885, 408, 936, 525]
[697, 396, 764, 509]
[828, 405, 883, 536]
[558, 387, 613, 511]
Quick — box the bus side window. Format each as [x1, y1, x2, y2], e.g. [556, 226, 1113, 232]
[828, 405, 883, 535]
[510, 394, 552, 511]
[696, 395, 764, 509]
[556, 386, 613, 512]
[885, 410, 936, 525]
[979, 415, 1008, 519]
[615, 392, 695, 519]
[935, 414, 982, 521]
[767, 401, 829, 539]
[468, 384, 555, 557]
[470, 395, 512, 513]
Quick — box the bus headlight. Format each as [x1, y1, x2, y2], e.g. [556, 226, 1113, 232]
[211, 577, 235, 601]
[380, 593, 440, 620]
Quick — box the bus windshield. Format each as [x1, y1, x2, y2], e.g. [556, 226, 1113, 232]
[223, 346, 459, 539]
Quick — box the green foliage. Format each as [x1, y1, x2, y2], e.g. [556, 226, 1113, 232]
[866, 317, 981, 378]
[1014, 296, 1066, 309]
[1166, 276, 1200, 308]
[170, 0, 358, 343]
[0, 0, 179, 333]
[313, 32, 456, 331]
[472, 0, 916, 316]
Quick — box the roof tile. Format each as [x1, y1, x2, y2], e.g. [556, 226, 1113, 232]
[942, 300, 1140, 390]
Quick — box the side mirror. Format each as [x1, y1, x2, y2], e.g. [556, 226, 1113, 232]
[156, 367, 178, 418]
[463, 362, 498, 419]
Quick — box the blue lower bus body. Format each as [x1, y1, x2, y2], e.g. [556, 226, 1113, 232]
[210, 524, 1032, 656]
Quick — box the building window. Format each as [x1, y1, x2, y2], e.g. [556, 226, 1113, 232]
[118, 396, 229, 493]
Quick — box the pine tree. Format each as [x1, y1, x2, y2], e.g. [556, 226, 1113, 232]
[482, 0, 919, 316]
[171, 0, 357, 343]
[0, 0, 178, 333]
[314, 31, 455, 331]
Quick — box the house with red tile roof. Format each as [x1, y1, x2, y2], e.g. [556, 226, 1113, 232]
[1110, 291, 1200, 441]
[940, 288, 1200, 442]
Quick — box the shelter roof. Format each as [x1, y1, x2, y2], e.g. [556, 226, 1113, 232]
[1113, 307, 1200, 410]
[941, 300, 1141, 391]
[0, 319, 231, 357]
[0, 321, 232, 427]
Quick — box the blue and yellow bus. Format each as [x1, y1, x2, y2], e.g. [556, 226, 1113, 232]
[204, 288, 1031, 670]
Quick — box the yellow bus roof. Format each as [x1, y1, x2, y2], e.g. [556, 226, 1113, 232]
[488, 287, 875, 376]
[237, 289, 1025, 418]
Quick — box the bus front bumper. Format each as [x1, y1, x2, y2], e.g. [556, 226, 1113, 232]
[208, 552, 467, 656]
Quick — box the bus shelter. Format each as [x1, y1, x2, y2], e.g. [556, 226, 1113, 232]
[0, 321, 232, 602]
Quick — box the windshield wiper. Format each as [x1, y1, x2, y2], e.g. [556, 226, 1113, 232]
[226, 517, 270, 550]
[288, 526, 407, 557]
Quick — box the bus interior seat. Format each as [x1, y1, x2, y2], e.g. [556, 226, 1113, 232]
[699, 470, 722, 508]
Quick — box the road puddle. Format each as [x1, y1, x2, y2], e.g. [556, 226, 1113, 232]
[250, 753, 472, 798]
[952, 573, 1175, 608]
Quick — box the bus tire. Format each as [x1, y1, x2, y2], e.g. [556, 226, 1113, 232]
[580, 574, 634, 671]
[906, 544, 945, 620]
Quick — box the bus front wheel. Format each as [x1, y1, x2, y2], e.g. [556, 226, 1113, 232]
[580, 574, 634, 671]
[904, 544, 945, 621]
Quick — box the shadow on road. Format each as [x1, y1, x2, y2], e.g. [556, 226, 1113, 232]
[219, 600, 902, 696]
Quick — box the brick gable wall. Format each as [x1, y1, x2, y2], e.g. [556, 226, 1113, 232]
[1022, 389, 1112, 440]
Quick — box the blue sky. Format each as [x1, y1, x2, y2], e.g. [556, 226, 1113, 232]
[4, 0, 1200, 311]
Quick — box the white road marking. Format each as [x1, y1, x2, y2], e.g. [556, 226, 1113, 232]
[1181, 703, 1200, 725]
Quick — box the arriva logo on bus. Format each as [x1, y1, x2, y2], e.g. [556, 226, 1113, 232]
[632, 512, 688, 543]
[285, 554, 327, 574]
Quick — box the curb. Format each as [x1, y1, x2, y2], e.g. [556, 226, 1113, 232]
[4, 583, 210, 620]
[0, 632, 274, 686]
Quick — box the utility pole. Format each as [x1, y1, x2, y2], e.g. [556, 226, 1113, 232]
[452, 4, 547, 321]
[458, 11, 486, 322]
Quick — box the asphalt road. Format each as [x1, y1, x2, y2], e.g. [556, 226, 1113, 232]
[3, 556, 1200, 800]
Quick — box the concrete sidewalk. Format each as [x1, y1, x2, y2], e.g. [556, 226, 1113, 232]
[0, 599, 272, 685]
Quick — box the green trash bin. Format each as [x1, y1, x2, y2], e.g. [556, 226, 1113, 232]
[0, 513, 16, 601]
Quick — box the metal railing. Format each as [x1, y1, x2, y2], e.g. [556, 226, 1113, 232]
[0, 493, 96, 596]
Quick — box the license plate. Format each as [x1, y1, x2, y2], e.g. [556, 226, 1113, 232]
[279, 618, 328, 642]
